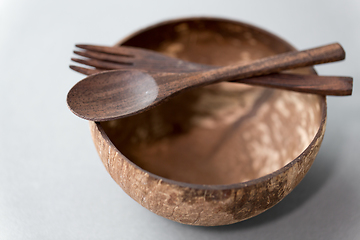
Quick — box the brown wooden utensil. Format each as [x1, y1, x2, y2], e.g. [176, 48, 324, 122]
[70, 63, 352, 96]
[67, 43, 348, 122]
[70, 43, 352, 96]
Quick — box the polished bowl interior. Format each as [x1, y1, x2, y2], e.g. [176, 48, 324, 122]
[90, 17, 326, 226]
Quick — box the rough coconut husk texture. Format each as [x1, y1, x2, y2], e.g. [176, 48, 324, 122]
[90, 18, 326, 226]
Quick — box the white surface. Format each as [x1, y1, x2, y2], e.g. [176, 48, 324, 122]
[1, 0, 359, 239]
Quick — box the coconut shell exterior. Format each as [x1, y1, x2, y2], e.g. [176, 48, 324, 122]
[89, 17, 326, 226]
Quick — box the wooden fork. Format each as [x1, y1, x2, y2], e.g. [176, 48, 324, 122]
[70, 44, 353, 96]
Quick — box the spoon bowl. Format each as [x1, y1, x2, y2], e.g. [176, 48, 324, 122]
[68, 70, 159, 120]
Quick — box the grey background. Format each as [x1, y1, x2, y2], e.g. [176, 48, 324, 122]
[1, 0, 359, 239]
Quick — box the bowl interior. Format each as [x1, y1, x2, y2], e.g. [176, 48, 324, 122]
[100, 19, 323, 185]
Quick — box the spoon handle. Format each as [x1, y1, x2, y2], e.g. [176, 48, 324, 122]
[199, 43, 345, 83]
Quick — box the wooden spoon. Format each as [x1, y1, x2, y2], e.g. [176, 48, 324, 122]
[67, 43, 347, 121]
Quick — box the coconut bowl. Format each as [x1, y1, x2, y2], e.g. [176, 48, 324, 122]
[89, 17, 326, 226]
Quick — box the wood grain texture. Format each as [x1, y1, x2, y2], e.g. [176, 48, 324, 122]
[71, 44, 352, 96]
[67, 42, 345, 121]
[89, 17, 327, 226]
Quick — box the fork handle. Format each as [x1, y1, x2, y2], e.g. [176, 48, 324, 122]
[237, 73, 352, 96]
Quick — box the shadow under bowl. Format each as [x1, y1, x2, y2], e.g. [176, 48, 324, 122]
[89, 17, 326, 226]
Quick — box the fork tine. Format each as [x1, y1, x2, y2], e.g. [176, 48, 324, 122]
[74, 50, 133, 65]
[76, 44, 136, 57]
[71, 57, 131, 70]
[69, 65, 103, 76]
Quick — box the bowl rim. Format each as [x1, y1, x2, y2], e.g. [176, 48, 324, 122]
[95, 16, 327, 191]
